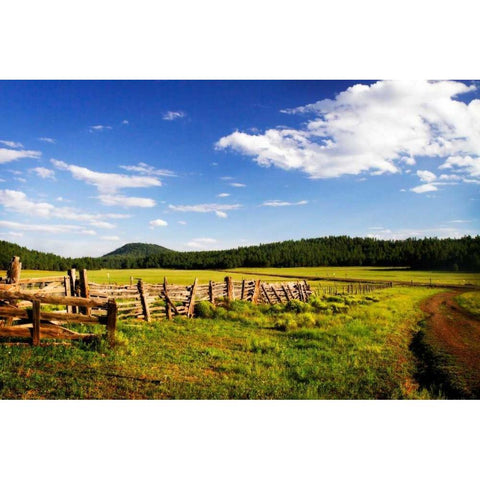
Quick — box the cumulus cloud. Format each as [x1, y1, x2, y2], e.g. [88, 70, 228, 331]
[31, 167, 55, 179]
[410, 184, 438, 194]
[440, 155, 480, 178]
[120, 162, 176, 177]
[261, 200, 308, 207]
[0, 189, 127, 228]
[185, 237, 217, 249]
[0, 220, 97, 235]
[0, 148, 41, 164]
[149, 218, 168, 227]
[168, 203, 241, 218]
[416, 170, 437, 183]
[38, 137, 56, 144]
[51, 159, 162, 193]
[216, 80, 480, 180]
[97, 194, 156, 207]
[162, 111, 185, 121]
[0, 140, 24, 148]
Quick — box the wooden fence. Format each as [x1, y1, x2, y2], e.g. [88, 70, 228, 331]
[0, 288, 117, 346]
[318, 282, 393, 296]
[87, 276, 313, 321]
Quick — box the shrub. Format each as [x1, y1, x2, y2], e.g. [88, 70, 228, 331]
[286, 299, 313, 314]
[194, 301, 216, 319]
[309, 296, 330, 312]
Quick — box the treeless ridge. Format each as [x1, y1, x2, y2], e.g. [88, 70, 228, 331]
[420, 290, 480, 398]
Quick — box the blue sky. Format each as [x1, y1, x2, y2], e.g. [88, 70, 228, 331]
[0, 80, 479, 257]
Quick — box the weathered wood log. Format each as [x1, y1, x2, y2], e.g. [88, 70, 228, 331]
[240, 280, 246, 300]
[137, 280, 151, 322]
[106, 299, 117, 346]
[30, 300, 41, 346]
[225, 276, 234, 302]
[6, 256, 21, 284]
[187, 278, 198, 318]
[0, 290, 110, 308]
[270, 285, 282, 303]
[79, 269, 91, 315]
[252, 280, 261, 304]
[164, 277, 172, 320]
[0, 324, 95, 340]
[261, 283, 273, 304]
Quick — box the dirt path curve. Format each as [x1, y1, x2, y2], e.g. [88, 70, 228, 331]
[419, 290, 480, 397]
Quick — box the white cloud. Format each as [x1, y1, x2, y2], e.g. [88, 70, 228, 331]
[220, 176, 234, 180]
[0, 220, 97, 235]
[217, 193, 230, 197]
[51, 159, 162, 193]
[162, 111, 185, 121]
[101, 235, 120, 241]
[0, 140, 24, 148]
[261, 200, 308, 207]
[97, 194, 156, 207]
[216, 80, 480, 179]
[120, 162, 176, 177]
[89, 125, 112, 132]
[0, 148, 41, 164]
[440, 155, 480, 178]
[122, 120, 129, 125]
[367, 226, 473, 240]
[38, 137, 56, 144]
[416, 170, 437, 183]
[31, 167, 55, 179]
[168, 203, 241, 218]
[149, 218, 168, 227]
[410, 184, 438, 194]
[185, 237, 217, 249]
[0, 189, 128, 228]
[5, 231, 23, 238]
[230, 182, 246, 187]
[178, 220, 187, 225]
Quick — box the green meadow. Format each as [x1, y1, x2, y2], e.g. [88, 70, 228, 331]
[0, 286, 446, 399]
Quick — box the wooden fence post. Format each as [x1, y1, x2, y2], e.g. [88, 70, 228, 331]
[6, 256, 21, 284]
[164, 277, 172, 320]
[252, 280, 261, 304]
[187, 278, 198, 318]
[64, 275, 72, 313]
[31, 299, 41, 346]
[79, 269, 91, 315]
[209, 281, 214, 304]
[106, 299, 117, 346]
[68, 268, 77, 313]
[225, 276, 234, 302]
[137, 279, 151, 322]
[240, 280, 246, 300]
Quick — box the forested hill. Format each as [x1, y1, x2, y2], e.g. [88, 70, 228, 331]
[103, 243, 173, 257]
[1, 236, 480, 271]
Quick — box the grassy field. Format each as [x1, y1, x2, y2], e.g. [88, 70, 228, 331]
[227, 266, 480, 286]
[0, 286, 443, 399]
[1, 268, 296, 285]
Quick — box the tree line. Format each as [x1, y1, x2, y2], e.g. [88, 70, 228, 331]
[1, 236, 479, 272]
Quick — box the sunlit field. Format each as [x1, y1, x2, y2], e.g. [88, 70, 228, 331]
[3, 266, 478, 286]
[227, 266, 480, 286]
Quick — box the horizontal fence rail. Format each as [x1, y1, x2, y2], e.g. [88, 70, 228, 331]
[0, 288, 117, 346]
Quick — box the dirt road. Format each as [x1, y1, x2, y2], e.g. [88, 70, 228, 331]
[419, 290, 480, 398]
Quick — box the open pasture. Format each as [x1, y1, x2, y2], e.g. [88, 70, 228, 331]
[0, 286, 442, 399]
[227, 266, 480, 286]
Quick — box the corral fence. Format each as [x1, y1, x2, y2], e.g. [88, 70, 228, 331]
[318, 282, 393, 296]
[0, 288, 117, 346]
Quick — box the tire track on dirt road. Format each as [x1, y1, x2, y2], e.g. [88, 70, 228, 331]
[417, 290, 480, 398]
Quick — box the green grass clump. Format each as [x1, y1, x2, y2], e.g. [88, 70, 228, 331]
[194, 301, 216, 319]
[456, 291, 480, 316]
